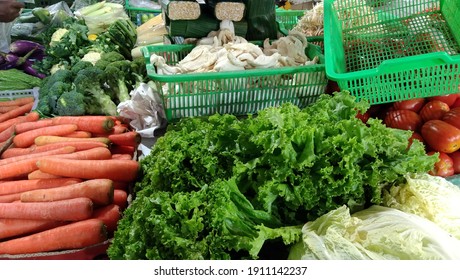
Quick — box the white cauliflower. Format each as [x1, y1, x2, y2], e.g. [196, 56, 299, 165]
[50, 28, 69, 47]
[50, 63, 66, 75]
[81, 51, 102, 65]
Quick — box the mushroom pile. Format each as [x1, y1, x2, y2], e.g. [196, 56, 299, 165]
[150, 20, 319, 75]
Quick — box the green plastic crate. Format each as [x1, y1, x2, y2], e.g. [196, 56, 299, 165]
[276, 8, 324, 51]
[125, 0, 161, 26]
[143, 43, 328, 122]
[276, 8, 305, 31]
[324, 0, 460, 104]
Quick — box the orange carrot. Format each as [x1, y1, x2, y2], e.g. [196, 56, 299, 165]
[34, 135, 111, 146]
[63, 131, 92, 138]
[108, 131, 141, 147]
[0, 102, 33, 123]
[110, 145, 135, 156]
[0, 218, 107, 255]
[0, 147, 112, 180]
[0, 112, 38, 134]
[111, 154, 133, 160]
[37, 158, 140, 182]
[0, 116, 26, 134]
[113, 189, 128, 210]
[51, 116, 115, 134]
[0, 218, 66, 241]
[13, 124, 78, 148]
[1, 141, 108, 159]
[92, 204, 121, 233]
[27, 170, 62, 180]
[0, 197, 93, 221]
[0, 97, 34, 107]
[112, 181, 129, 191]
[93, 125, 129, 137]
[0, 125, 14, 143]
[57, 147, 112, 160]
[20, 179, 114, 206]
[0, 158, 42, 180]
[112, 124, 130, 134]
[0, 146, 76, 166]
[0, 106, 19, 113]
[14, 118, 54, 135]
[0, 178, 82, 196]
[24, 111, 40, 122]
[0, 193, 21, 203]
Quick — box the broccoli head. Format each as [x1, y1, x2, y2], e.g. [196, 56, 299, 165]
[73, 66, 118, 116]
[104, 60, 133, 103]
[36, 78, 73, 117]
[94, 51, 126, 71]
[130, 57, 148, 88]
[56, 90, 86, 116]
[71, 60, 93, 76]
[47, 81, 73, 114]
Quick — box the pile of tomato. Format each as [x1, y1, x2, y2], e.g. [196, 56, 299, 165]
[363, 93, 460, 177]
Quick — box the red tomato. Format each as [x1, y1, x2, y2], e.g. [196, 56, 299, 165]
[428, 94, 459, 107]
[450, 97, 460, 109]
[384, 109, 422, 131]
[419, 100, 450, 122]
[442, 107, 460, 129]
[408, 131, 425, 149]
[421, 120, 460, 153]
[355, 110, 370, 123]
[393, 98, 426, 113]
[448, 151, 460, 174]
[427, 151, 454, 177]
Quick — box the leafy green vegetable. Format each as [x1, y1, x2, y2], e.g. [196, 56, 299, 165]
[0, 69, 41, 91]
[108, 91, 438, 260]
[288, 205, 460, 260]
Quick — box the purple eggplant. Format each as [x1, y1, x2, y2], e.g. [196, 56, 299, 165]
[0, 47, 39, 70]
[20, 59, 46, 79]
[9, 40, 45, 57]
[0, 52, 19, 70]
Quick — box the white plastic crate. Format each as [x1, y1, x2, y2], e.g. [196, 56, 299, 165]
[0, 87, 40, 110]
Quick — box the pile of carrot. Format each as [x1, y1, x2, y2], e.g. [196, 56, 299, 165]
[0, 97, 141, 256]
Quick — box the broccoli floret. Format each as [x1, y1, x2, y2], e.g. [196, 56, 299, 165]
[94, 51, 126, 71]
[36, 70, 74, 116]
[56, 90, 86, 116]
[104, 60, 132, 103]
[71, 60, 93, 76]
[130, 57, 148, 88]
[73, 66, 118, 116]
[47, 81, 73, 114]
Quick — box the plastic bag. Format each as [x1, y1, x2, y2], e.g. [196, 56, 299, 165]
[10, 1, 73, 41]
[76, 2, 129, 34]
[70, 0, 99, 11]
[129, 0, 161, 9]
[117, 82, 167, 139]
[0, 22, 13, 52]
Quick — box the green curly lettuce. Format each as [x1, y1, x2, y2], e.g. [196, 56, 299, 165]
[108, 91, 437, 260]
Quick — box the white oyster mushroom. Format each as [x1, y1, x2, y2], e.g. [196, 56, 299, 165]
[247, 53, 281, 69]
[150, 54, 181, 75]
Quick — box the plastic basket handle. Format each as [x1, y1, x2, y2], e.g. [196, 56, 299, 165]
[377, 52, 459, 74]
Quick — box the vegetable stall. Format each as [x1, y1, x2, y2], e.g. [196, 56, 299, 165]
[1, 0, 460, 260]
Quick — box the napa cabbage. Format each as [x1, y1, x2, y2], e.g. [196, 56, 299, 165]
[382, 173, 460, 240]
[288, 205, 460, 260]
